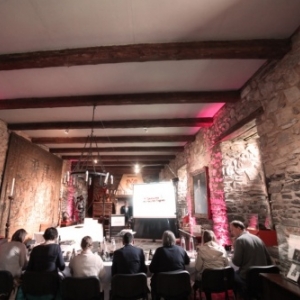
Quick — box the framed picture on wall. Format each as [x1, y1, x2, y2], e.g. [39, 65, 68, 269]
[293, 248, 300, 264]
[287, 263, 300, 283]
[192, 167, 210, 219]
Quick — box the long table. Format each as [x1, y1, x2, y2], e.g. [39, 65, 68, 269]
[261, 273, 300, 300]
[63, 258, 196, 300]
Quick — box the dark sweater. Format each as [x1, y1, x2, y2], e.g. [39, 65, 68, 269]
[27, 243, 65, 272]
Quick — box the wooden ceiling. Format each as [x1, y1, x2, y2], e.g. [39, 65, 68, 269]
[0, 0, 299, 179]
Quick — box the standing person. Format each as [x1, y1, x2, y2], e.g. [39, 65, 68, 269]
[120, 200, 133, 225]
[0, 228, 28, 278]
[149, 230, 190, 299]
[111, 232, 147, 276]
[230, 220, 272, 298]
[195, 230, 228, 281]
[27, 227, 65, 272]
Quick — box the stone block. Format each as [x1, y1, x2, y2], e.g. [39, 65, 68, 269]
[283, 86, 300, 104]
[268, 182, 283, 193]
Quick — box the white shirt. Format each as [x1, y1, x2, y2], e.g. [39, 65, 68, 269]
[69, 250, 106, 280]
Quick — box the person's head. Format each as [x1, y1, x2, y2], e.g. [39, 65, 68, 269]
[123, 232, 133, 245]
[81, 236, 93, 250]
[11, 228, 27, 243]
[202, 230, 216, 244]
[124, 200, 128, 207]
[230, 220, 245, 238]
[43, 227, 58, 241]
[162, 230, 176, 247]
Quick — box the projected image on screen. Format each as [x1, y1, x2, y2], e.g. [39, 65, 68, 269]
[132, 182, 176, 218]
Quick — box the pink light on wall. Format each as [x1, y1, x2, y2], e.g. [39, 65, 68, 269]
[209, 154, 231, 246]
[196, 103, 225, 118]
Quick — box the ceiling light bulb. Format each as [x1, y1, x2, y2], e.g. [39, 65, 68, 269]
[134, 164, 141, 173]
[64, 129, 69, 134]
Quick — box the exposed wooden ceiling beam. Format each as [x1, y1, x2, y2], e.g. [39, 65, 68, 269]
[71, 161, 169, 166]
[0, 91, 239, 110]
[50, 146, 183, 154]
[0, 39, 290, 71]
[99, 167, 161, 175]
[32, 135, 194, 144]
[9, 118, 212, 131]
[62, 155, 176, 161]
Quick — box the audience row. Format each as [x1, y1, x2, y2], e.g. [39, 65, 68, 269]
[0, 220, 273, 300]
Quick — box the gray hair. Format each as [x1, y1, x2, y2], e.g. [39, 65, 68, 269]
[230, 220, 245, 230]
[162, 230, 176, 247]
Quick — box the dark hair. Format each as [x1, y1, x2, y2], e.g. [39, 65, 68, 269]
[162, 230, 176, 247]
[203, 230, 216, 243]
[43, 227, 58, 241]
[81, 236, 93, 250]
[123, 232, 133, 244]
[11, 229, 27, 243]
[230, 220, 245, 230]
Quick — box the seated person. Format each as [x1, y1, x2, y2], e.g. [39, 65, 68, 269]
[120, 200, 133, 225]
[0, 228, 28, 278]
[27, 227, 65, 272]
[112, 232, 147, 276]
[230, 220, 273, 299]
[149, 230, 190, 298]
[195, 230, 228, 281]
[69, 236, 105, 281]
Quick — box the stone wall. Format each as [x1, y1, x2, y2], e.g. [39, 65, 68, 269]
[0, 120, 9, 187]
[221, 139, 270, 228]
[161, 31, 300, 257]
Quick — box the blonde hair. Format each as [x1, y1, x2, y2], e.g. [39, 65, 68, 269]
[162, 230, 176, 247]
[203, 230, 216, 243]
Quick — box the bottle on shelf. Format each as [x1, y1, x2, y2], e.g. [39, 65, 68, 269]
[180, 236, 186, 251]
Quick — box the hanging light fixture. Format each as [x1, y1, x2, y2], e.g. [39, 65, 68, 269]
[66, 105, 113, 188]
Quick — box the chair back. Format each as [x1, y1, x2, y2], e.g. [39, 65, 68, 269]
[156, 270, 191, 300]
[111, 273, 148, 300]
[0, 270, 14, 300]
[22, 271, 60, 299]
[61, 276, 101, 300]
[246, 265, 280, 298]
[202, 266, 235, 294]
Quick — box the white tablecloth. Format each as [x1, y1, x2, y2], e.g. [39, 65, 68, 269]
[63, 258, 196, 300]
